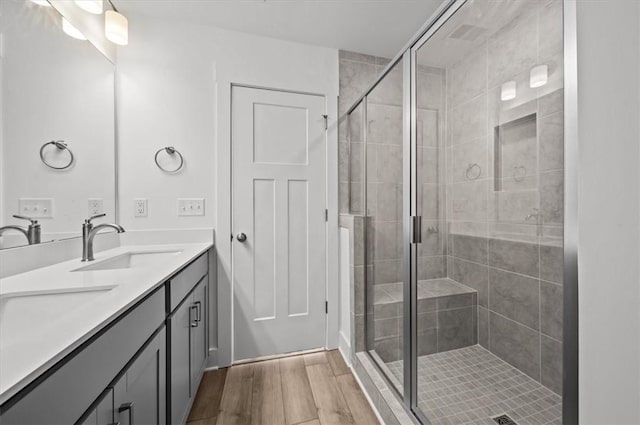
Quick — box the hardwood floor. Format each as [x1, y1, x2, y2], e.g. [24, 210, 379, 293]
[187, 350, 380, 425]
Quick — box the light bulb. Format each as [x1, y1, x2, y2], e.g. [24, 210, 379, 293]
[30, 0, 51, 6]
[62, 17, 87, 40]
[105, 10, 128, 46]
[501, 81, 516, 101]
[75, 0, 103, 14]
[530, 65, 548, 88]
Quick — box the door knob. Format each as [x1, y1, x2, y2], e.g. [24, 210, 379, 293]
[236, 233, 247, 242]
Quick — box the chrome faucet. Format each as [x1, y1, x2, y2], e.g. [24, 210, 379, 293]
[82, 213, 125, 262]
[0, 215, 41, 245]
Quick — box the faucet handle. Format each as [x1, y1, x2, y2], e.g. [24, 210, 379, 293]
[85, 213, 106, 224]
[13, 214, 39, 225]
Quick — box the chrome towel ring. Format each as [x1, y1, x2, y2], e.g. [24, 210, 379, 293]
[154, 146, 184, 173]
[513, 165, 527, 182]
[40, 140, 74, 170]
[465, 163, 481, 180]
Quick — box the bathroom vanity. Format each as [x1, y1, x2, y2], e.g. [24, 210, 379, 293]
[0, 243, 213, 425]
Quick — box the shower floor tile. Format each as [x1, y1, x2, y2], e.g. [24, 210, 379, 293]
[386, 346, 562, 425]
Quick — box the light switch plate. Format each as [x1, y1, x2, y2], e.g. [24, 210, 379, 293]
[88, 198, 104, 216]
[18, 198, 54, 218]
[177, 198, 205, 216]
[134, 199, 148, 217]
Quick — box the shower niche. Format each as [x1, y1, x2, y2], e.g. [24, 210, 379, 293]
[494, 113, 538, 192]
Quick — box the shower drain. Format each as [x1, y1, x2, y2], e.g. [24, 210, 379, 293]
[492, 414, 518, 425]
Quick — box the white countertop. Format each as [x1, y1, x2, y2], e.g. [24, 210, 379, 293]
[0, 242, 212, 405]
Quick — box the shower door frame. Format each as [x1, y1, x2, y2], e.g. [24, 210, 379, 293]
[346, 0, 579, 423]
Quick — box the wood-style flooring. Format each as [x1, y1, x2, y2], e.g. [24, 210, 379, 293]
[186, 350, 381, 425]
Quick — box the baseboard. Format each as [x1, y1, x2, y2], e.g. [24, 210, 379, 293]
[206, 347, 219, 369]
[338, 331, 351, 366]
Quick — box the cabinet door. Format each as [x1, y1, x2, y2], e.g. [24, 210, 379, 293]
[113, 327, 166, 425]
[190, 277, 208, 395]
[79, 388, 113, 425]
[169, 295, 192, 425]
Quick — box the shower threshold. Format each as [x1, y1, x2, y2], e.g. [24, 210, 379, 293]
[386, 346, 562, 425]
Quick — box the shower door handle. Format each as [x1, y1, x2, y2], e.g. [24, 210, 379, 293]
[410, 216, 422, 244]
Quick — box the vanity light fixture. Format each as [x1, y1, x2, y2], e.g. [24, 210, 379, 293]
[500, 81, 516, 101]
[62, 17, 87, 40]
[29, 0, 51, 6]
[530, 64, 548, 88]
[75, 0, 103, 15]
[105, 9, 128, 45]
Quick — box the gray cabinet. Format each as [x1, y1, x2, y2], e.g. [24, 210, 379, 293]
[0, 288, 165, 425]
[190, 279, 207, 395]
[169, 276, 208, 425]
[79, 389, 113, 425]
[113, 327, 167, 425]
[0, 250, 210, 425]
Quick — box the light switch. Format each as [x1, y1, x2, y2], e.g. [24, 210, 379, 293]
[177, 198, 205, 216]
[18, 198, 54, 218]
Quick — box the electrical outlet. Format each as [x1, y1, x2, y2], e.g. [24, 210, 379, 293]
[18, 198, 54, 218]
[134, 199, 148, 217]
[88, 198, 104, 216]
[177, 198, 205, 216]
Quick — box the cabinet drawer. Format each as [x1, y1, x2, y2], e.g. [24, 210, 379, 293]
[168, 253, 208, 311]
[0, 288, 165, 425]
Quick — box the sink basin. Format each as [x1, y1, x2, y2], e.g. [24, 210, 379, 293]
[72, 250, 183, 272]
[0, 286, 115, 339]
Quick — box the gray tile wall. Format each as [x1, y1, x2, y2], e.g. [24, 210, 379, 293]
[338, 51, 447, 286]
[442, 0, 564, 396]
[374, 291, 477, 363]
[451, 235, 563, 394]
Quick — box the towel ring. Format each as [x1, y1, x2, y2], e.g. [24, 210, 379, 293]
[465, 163, 481, 180]
[154, 146, 184, 173]
[40, 140, 74, 170]
[513, 165, 527, 182]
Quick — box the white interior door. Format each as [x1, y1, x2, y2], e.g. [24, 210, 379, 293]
[232, 86, 327, 361]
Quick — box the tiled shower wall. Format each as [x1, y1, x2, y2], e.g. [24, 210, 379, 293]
[443, 0, 564, 394]
[338, 51, 447, 286]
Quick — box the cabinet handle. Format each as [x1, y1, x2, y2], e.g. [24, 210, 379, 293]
[118, 402, 134, 425]
[195, 300, 202, 322]
[190, 304, 199, 327]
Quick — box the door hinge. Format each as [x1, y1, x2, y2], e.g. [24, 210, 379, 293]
[322, 114, 328, 130]
[325, 209, 328, 222]
[325, 301, 328, 314]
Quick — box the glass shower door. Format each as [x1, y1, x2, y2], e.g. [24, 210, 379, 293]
[411, 1, 565, 423]
[362, 58, 408, 396]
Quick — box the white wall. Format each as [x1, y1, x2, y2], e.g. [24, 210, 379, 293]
[576, 1, 640, 424]
[116, 15, 339, 366]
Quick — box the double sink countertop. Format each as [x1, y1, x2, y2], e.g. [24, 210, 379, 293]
[0, 242, 213, 405]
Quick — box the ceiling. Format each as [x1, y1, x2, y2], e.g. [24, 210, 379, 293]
[113, 0, 445, 58]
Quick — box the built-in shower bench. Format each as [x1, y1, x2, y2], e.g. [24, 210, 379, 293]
[372, 278, 478, 363]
